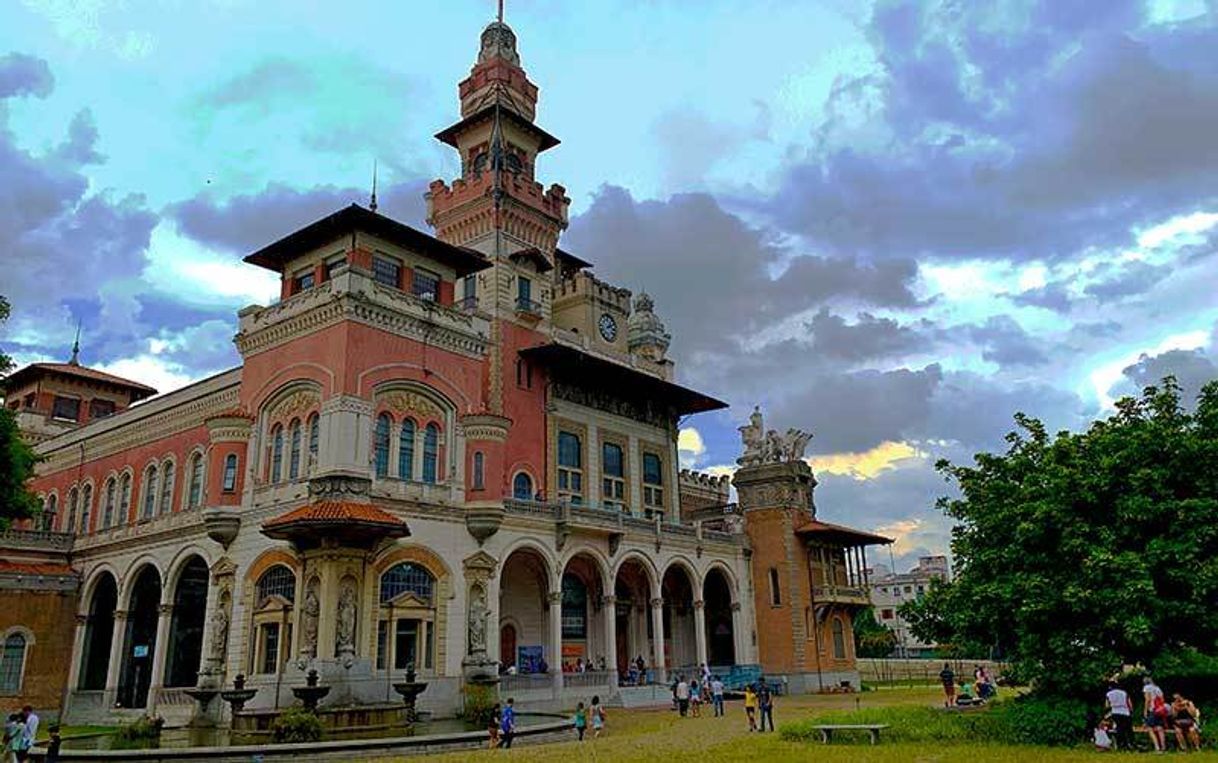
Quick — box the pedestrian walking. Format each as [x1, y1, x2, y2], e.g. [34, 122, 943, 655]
[590, 695, 606, 738]
[1142, 676, 1167, 752]
[939, 663, 955, 708]
[676, 675, 690, 717]
[743, 685, 758, 732]
[573, 701, 587, 741]
[487, 704, 501, 749]
[758, 681, 774, 732]
[500, 697, 517, 749]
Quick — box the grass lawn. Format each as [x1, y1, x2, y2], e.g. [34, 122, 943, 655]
[392, 687, 1218, 762]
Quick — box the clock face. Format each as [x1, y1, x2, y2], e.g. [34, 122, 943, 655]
[598, 313, 618, 342]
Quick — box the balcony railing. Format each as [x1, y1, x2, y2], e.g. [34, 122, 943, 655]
[812, 584, 870, 605]
[0, 528, 74, 551]
[514, 297, 543, 317]
[456, 295, 479, 312]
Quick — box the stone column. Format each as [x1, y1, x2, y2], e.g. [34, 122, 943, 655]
[730, 601, 745, 664]
[547, 590, 564, 692]
[602, 595, 617, 680]
[104, 611, 129, 708]
[693, 599, 708, 668]
[65, 613, 89, 693]
[146, 603, 175, 711]
[650, 597, 666, 685]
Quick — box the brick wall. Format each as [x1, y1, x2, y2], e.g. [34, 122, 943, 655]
[0, 586, 78, 717]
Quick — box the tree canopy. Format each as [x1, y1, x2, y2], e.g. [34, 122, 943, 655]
[853, 607, 898, 658]
[0, 294, 40, 527]
[903, 378, 1218, 696]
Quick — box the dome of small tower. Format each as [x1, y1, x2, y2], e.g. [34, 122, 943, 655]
[479, 21, 521, 66]
[628, 291, 671, 360]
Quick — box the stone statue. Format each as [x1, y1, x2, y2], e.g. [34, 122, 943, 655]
[468, 586, 488, 655]
[738, 407, 813, 466]
[209, 602, 230, 663]
[336, 581, 356, 655]
[299, 581, 320, 665]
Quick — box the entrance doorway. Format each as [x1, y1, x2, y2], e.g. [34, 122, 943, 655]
[119, 565, 161, 708]
[499, 624, 517, 669]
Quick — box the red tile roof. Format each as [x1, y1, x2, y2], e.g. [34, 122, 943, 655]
[3, 362, 157, 397]
[0, 561, 76, 577]
[794, 519, 892, 546]
[263, 501, 406, 529]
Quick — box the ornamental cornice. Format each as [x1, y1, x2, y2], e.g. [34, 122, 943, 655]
[236, 287, 489, 360]
[38, 384, 240, 473]
[320, 395, 374, 416]
[380, 391, 443, 421]
[458, 413, 511, 442]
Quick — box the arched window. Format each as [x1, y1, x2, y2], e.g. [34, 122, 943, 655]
[769, 567, 781, 606]
[288, 419, 302, 480]
[307, 414, 319, 466]
[79, 484, 92, 533]
[187, 454, 204, 509]
[270, 425, 284, 483]
[0, 632, 27, 693]
[256, 566, 297, 606]
[472, 451, 485, 489]
[379, 563, 435, 604]
[41, 494, 57, 531]
[398, 419, 415, 480]
[832, 617, 847, 659]
[512, 472, 533, 501]
[119, 473, 131, 523]
[222, 454, 238, 492]
[102, 478, 116, 529]
[158, 461, 175, 514]
[66, 488, 78, 533]
[142, 465, 157, 519]
[374, 414, 391, 478]
[422, 423, 439, 483]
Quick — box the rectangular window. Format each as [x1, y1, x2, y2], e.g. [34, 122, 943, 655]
[463, 275, 476, 300]
[881, 609, 894, 620]
[325, 254, 346, 280]
[394, 619, 419, 670]
[601, 442, 625, 511]
[293, 270, 315, 293]
[518, 275, 532, 303]
[372, 255, 401, 288]
[412, 268, 440, 301]
[472, 451, 485, 490]
[51, 396, 80, 422]
[425, 621, 434, 669]
[260, 623, 280, 674]
[642, 452, 664, 512]
[376, 620, 387, 670]
[22, 393, 34, 409]
[557, 431, 583, 503]
[769, 567, 782, 606]
[89, 399, 116, 419]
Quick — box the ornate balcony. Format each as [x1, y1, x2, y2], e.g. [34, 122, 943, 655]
[811, 584, 870, 606]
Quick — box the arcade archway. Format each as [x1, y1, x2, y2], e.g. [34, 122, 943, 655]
[78, 572, 118, 690]
[119, 565, 161, 708]
[703, 566, 736, 667]
[164, 556, 209, 688]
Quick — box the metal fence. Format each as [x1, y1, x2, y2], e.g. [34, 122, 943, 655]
[857, 658, 1008, 686]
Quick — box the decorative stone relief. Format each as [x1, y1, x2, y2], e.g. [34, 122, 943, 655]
[335, 576, 358, 666]
[298, 577, 320, 667]
[380, 391, 442, 421]
[209, 589, 231, 665]
[467, 583, 488, 656]
[271, 389, 320, 422]
[308, 474, 372, 499]
[551, 382, 676, 429]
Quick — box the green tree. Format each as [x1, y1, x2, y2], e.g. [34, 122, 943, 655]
[903, 377, 1218, 697]
[853, 607, 897, 658]
[0, 294, 41, 528]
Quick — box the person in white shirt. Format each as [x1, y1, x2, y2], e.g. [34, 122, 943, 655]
[1142, 676, 1167, 751]
[17, 706, 39, 763]
[675, 677, 690, 717]
[1105, 682, 1133, 750]
[710, 677, 725, 717]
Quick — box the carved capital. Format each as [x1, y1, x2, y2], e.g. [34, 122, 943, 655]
[546, 591, 562, 607]
[730, 601, 741, 612]
[159, 603, 175, 616]
[75, 613, 89, 626]
[693, 599, 705, 610]
[113, 610, 129, 621]
[600, 595, 616, 607]
[650, 597, 663, 609]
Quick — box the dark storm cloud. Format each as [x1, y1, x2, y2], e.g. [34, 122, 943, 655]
[966, 315, 1049, 368]
[0, 53, 156, 327]
[926, 371, 1089, 452]
[805, 308, 930, 362]
[1008, 281, 1075, 313]
[1118, 347, 1218, 406]
[168, 181, 429, 254]
[755, 1, 1218, 264]
[1083, 260, 1173, 300]
[564, 185, 921, 356]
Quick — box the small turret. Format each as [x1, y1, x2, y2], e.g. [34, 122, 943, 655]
[627, 291, 671, 362]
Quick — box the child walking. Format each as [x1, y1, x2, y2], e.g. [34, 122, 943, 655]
[590, 695, 606, 738]
[744, 685, 758, 732]
[573, 702, 587, 741]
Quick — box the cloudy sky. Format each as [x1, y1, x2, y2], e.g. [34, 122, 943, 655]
[3, 0, 1217, 571]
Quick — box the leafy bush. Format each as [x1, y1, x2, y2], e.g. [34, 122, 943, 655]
[780, 695, 1089, 748]
[111, 715, 164, 750]
[272, 707, 323, 743]
[459, 682, 498, 728]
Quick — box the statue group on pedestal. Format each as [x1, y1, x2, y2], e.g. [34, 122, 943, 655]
[737, 406, 813, 466]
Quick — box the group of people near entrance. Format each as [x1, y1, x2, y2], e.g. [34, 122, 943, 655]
[669, 664, 776, 732]
[1097, 677, 1202, 752]
[2, 706, 55, 763]
[938, 663, 996, 707]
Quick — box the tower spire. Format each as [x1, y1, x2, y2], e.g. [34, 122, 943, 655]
[69, 319, 81, 365]
[369, 159, 379, 213]
[498, 0, 504, 23]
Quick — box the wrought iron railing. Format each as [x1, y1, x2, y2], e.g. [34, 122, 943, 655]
[514, 297, 543, 317]
[0, 528, 74, 551]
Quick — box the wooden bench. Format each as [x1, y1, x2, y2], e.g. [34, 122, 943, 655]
[812, 724, 889, 745]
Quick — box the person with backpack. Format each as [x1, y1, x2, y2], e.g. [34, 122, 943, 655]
[1142, 676, 1168, 752]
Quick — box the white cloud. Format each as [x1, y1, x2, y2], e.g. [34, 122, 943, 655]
[808, 440, 926, 481]
[677, 426, 707, 468]
[95, 354, 197, 397]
